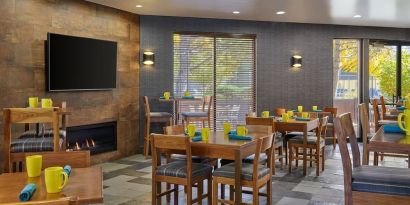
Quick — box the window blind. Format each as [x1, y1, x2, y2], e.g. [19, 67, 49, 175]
[173, 33, 256, 130]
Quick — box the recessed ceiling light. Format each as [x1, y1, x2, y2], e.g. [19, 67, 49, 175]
[353, 14, 362, 18]
[136, 5, 143, 8]
[276, 11, 286, 15]
[232, 11, 240, 14]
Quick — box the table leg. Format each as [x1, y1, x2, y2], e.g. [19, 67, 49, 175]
[234, 150, 242, 205]
[282, 132, 288, 165]
[175, 100, 179, 125]
[303, 127, 307, 176]
[363, 148, 369, 165]
[373, 152, 379, 166]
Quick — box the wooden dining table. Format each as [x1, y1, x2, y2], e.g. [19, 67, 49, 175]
[363, 126, 410, 168]
[274, 118, 319, 176]
[158, 131, 268, 205]
[0, 167, 103, 204]
[159, 97, 203, 124]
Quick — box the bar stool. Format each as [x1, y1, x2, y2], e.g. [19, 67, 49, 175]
[143, 96, 173, 158]
[181, 96, 212, 128]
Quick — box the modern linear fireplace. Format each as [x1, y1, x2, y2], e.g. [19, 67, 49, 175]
[66, 121, 117, 155]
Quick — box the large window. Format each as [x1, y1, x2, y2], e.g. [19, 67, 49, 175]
[173, 33, 256, 130]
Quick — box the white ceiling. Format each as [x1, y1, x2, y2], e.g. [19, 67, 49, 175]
[87, 0, 410, 28]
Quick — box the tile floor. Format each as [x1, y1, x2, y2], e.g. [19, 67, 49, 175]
[94, 145, 407, 205]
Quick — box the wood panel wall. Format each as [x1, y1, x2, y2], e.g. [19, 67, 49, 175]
[0, 0, 140, 167]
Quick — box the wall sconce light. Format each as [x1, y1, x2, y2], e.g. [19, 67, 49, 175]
[143, 51, 154, 65]
[291, 55, 302, 68]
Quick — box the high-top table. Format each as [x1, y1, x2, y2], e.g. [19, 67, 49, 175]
[0, 167, 103, 204]
[159, 97, 203, 124]
[363, 126, 410, 168]
[156, 131, 269, 205]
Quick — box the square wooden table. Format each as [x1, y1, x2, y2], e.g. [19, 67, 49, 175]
[363, 126, 410, 168]
[156, 131, 268, 205]
[0, 167, 103, 204]
[274, 118, 319, 176]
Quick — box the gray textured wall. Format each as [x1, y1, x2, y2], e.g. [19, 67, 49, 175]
[139, 15, 408, 151]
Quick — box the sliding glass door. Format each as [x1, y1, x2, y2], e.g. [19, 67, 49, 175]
[333, 39, 360, 124]
[402, 46, 410, 96]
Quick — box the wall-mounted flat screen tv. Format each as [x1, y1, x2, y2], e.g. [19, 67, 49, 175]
[47, 33, 117, 91]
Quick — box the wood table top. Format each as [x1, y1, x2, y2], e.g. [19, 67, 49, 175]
[0, 167, 103, 204]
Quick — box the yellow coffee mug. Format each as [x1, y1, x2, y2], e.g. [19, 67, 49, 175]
[41, 98, 53, 108]
[282, 113, 289, 122]
[187, 124, 196, 137]
[262, 111, 270, 118]
[28, 97, 39, 108]
[297, 105, 303, 113]
[223, 122, 231, 134]
[201, 128, 210, 141]
[236, 125, 248, 136]
[286, 111, 294, 118]
[164, 92, 171, 100]
[302, 112, 310, 118]
[312, 106, 318, 111]
[184, 90, 190, 97]
[26, 155, 42, 178]
[45, 167, 68, 193]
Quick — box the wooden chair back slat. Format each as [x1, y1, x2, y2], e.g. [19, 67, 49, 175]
[318, 116, 329, 139]
[143, 96, 150, 117]
[334, 113, 361, 168]
[380, 96, 387, 118]
[163, 125, 185, 135]
[202, 96, 213, 115]
[323, 107, 337, 117]
[151, 134, 189, 151]
[371, 99, 381, 130]
[246, 125, 272, 136]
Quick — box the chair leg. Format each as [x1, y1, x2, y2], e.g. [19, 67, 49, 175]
[174, 184, 179, 205]
[267, 179, 272, 205]
[288, 145, 293, 173]
[221, 184, 225, 204]
[253, 186, 259, 205]
[152, 180, 157, 205]
[207, 177, 212, 204]
[202, 120, 205, 128]
[187, 183, 193, 205]
[279, 146, 284, 170]
[272, 147, 276, 175]
[208, 117, 211, 128]
[322, 147, 325, 171]
[229, 185, 234, 201]
[198, 181, 203, 205]
[166, 183, 171, 202]
[144, 118, 150, 158]
[316, 149, 320, 176]
[332, 129, 336, 149]
[295, 147, 299, 167]
[212, 179, 218, 205]
[310, 148, 313, 167]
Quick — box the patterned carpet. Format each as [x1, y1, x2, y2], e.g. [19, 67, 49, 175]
[93, 144, 407, 205]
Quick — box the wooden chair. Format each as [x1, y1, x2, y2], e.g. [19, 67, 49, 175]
[5, 151, 90, 173]
[245, 117, 285, 174]
[0, 197, 78, 205]
[274, 108, 286, 117]
[334, 112, 410, 205]
[143, 96, 173, 158]
[181, 96, 213, 128]
[151, 134, 213, 205]
[3, 108, 61, 173]
[323, 107, 337, 149]
[371, 99, 396, 130]
[288, 116, 328, 176]
[380, 96, 396, 120]
[212, 135, 273, 205]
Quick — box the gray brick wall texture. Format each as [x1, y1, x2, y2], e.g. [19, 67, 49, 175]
[138, 15, 409, 151]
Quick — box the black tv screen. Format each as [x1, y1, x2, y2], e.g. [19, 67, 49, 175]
[47, 33, 117, 91]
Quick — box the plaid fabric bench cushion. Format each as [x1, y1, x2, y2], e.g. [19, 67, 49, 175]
[19, 129, 66, 139]
[156, 161, 212, 178]
[11, 137, 63, 153]
[352, 165, 410, 196]
[213, 162, 271, 181]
